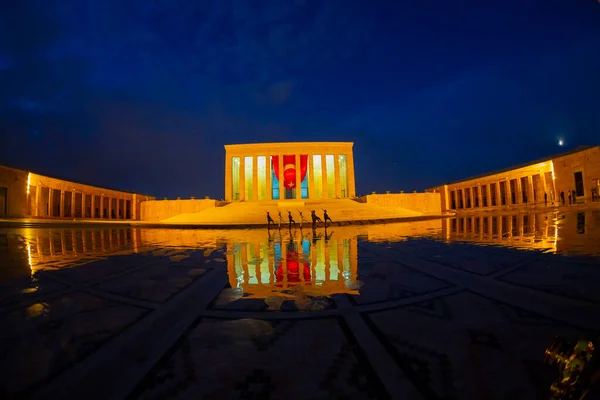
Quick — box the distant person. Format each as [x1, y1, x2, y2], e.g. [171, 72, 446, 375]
[568, 191, 572, 205]
[544, 192, 548, 207]
[277, 211, 284, 229]
[298, 210, 308, 229]
[266, 212, 275, 228]
[560, 191, 565, 205]
[310, 210, 322, 229]
[288, 211, 295, 229]
[572, 190, 576, 204]
[323, 209, 333, 227]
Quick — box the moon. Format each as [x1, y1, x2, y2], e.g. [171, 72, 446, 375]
[558, 139, 564, 146]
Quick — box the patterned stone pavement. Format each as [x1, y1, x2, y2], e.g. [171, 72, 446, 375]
[0, 220, 600, 400]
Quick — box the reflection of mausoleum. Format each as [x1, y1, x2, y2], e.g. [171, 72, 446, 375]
[224, 142, 356, 201]
[225, 232, 358, 298]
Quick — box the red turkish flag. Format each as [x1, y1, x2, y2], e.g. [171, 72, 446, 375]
[271, 155, 308, 189]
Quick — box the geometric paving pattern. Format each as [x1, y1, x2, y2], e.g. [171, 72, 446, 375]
[1, 213, 599, 400]
[131, 318, 384, 400]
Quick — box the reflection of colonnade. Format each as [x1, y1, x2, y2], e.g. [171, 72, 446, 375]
[27, 172, 143, 220]
[225, 233, 358, 298]
[442, 211, 599, 254]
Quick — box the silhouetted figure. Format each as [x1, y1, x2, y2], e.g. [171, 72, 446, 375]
[266, 212, 275, 228]
[310, 210, 322, 229]
[560, 191, 565, 205]
[572, 190, 576, 204]
[544, 192, 548, 207]
[323, 209, 333, 227]
[288, 211, 295, 228]
[298, 210, 308, 229]
[277, 211, 284, 229]
[568, 191, 572, 205]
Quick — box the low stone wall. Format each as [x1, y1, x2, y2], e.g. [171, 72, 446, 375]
[140, 199, 217, 222]
[364, 193, 441, 214]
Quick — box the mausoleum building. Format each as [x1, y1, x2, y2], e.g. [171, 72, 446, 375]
[224, 142, 356, 202]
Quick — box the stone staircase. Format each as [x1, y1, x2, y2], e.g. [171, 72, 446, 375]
[160, 199, 425, 225]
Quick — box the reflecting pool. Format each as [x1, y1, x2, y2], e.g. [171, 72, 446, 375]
[0, 210, 599, 399]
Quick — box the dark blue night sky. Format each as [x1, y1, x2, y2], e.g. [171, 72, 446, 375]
[1, 1, 599, 198]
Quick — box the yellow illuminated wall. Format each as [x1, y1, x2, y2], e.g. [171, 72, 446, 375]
[257, 156, 267, 200]
[326, 154, 335, 198]
[232, 157, 241, 201]
[312, 155, 323, 199]
[244, 156, 253, 200]
[338, 154, 348, 198]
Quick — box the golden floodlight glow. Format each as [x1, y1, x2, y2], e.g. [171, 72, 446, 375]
[550, 160, 556, 181]
[26, 172, 31, 195]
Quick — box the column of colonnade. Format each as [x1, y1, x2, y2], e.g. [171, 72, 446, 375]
[29, 184, 134, 220]
[238, 152, 350, 201]
[449, 172, 555, 211]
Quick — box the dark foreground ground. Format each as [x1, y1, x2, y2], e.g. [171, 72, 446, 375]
[1, 213, 600, 399]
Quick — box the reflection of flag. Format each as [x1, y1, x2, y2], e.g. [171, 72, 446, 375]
[272, 155, 308, 189]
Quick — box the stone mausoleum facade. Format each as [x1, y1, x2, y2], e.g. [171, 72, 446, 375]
[224, 142, 356, 202]
[430, 145, 600, 213]
[0, 165, 153, 219]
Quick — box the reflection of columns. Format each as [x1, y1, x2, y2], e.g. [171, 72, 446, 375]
[266, 154, 272, 200]
[59, 190, 65, 218]
[295, 154, 302, 200]
[321, 154, 328, 199]
[334, 154, 341, 199]
[307, 155, 314, 199]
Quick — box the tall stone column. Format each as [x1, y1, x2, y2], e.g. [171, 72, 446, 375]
[91, 194, 95, 218]
[59, 190, 65, 218]
[224, 155, 232, 201]
[252, 156, 258, 201]
[334, 154, 341, 199]
[528, 176, 535, 203]
[295, 154, 302, 200]
[486, 184, 492, 207]
[347, 151, 356, 198]
[71, 191, 76, 218]
[307, 154, 314, 200]
[321, 154, 328, 199]
[461, 188, 466, 209]
[239, 156, 245, 201]
[477, 186, 482, 208]
[48, 188, 53, 217]
[277, 154, 284, 200]
[515, 178, 523, 204]
[116, 198, 120, 219]
[35, 184, 41, 216]
[266, 154, 272, 200]
[100, 195, 104, 218]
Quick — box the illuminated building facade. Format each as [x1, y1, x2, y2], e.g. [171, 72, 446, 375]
[224, 142, 356, 202]
[0, 165, 153, 219]
[430, 146, 600, 213]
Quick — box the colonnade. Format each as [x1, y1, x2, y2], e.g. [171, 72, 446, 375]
[27, 173, 139, 220]
[449, 171, 556, 211]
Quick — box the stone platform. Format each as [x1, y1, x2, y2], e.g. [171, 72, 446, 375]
[160, 198, 444, 227]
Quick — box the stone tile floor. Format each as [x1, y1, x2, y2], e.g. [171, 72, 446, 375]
[1, 235, 600, 399]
